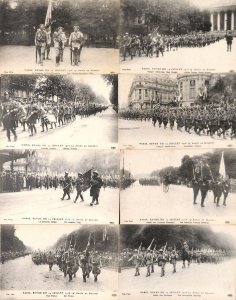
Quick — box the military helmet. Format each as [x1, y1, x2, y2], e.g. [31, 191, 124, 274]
[93, 170, 98, 174]
[58, 26, 64, 30]
[134, 249, 138, 252]
[159, 249, 163, 252]
[78, 172, 83, 176]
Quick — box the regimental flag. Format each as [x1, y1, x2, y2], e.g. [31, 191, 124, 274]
[219, 152, 226, 179]
[138, 242, 142, 254]
[82, 169, 92, 192]
[87, 233, 92, 247]
[45, 0, 53, 27]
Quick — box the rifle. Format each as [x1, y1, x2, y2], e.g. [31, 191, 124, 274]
[70, 47, 73, 65]
[36, 46, 37, 64]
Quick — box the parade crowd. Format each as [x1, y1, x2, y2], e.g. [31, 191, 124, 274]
[1, 250, 30, 264]
[0, 170, 119, 194]
[1, 99, 109, 142]
[120, 101, 236, 139]
[120, 31, 230, 61]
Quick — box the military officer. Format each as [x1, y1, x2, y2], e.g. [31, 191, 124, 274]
[145, 249, 152, 277]
[157, 248, 168, 277]
[79, 249, 90, 282]
[74, 172, 84, 203]
[53, 27, 67, 66]
[35, 24, 47, 65]
[69, 25, 84, 65]
[45, 25, 52, 60]
[90, 171, 103, 206]
[192, 162, 201, 205]
[61, 172, 71, 200]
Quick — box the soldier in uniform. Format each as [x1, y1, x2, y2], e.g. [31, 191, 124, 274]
[53, 27, 67, 66]
[192, 162, 201, 204]
[69, 25, 84, 65]
[128, 249, 141, 276]
[90, 170, 103, 206]
[225, 31, 233, 52]
[47, 251, 54, 271]
[45, 25, 52, 60]
[199, 159, 212, 207]
[61, 172, 71, 200]
[170, 249, 178, 273]
[157, 248, 168, 277]
[79, 249, 90, 282]
[91, 251, 102, 282]
[74, 172, 84, 203]
[35, 24, 47, 65]
[145, 249, 152, 277]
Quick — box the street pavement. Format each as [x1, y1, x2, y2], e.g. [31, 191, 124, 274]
[120, 182, 236, 223]
[119, 258, 236, 300]
[0, 186, 119, 224]
[1, 255, 118, 293]
[120, 39, 236, 72]
[0, 107, 118, 148]
[119, 118, 232, 148]
[0, 46, 119, 73]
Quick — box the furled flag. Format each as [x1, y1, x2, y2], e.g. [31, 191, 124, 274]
[45, 0, 53, 27]
[219, 151, 226, 179]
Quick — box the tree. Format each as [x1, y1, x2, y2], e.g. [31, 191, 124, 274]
[103, 75, 118, 107]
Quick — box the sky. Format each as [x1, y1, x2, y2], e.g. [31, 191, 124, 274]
[122, 148, 216, 175]
[71, 75, 111, 104]
[189, 0, 236, 9]
[15, 225, 81, 250]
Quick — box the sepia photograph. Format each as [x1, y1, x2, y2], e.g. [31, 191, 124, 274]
[0, 0, 119, 73]
[0, 74, 118, 148]
[119, 72, 236, 148]
[0, 149, 120, 224]
[120, 148, 236, 223]
[0, 224, 118, 299]
[119, 224, 236, 300]
[120, 0, 236, 72]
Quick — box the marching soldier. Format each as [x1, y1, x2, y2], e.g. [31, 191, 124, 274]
[225, 31, 233, 52]
[74, 172, 84, 203]
[35, 24, 47, 65]
[91, 251, 102, 282]
[90, 170, 103, 206]
[61, 172, 71, 200]
[157, 248, 168, 277]
[79, 249, 90, 282]
[69, 25, 84, 65]
[199, 159, 213, 207]
[145, 249, 152, 277]
[128, 249, 141, 276]
[192, 161, 201, 205]
[170, 249, 178, 273]
[47, 251, 54, 271]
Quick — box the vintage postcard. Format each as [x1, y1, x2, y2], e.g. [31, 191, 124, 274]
[120, 148, 236, 224]
[120, 0, 236, 73]
[119, 224, 236, 300]
[0, 149, 120, 224]
[0, 224, 118, 300]
[119, 72, 236, 149]
[0, 0, 119, 74]
[0, 74, 118, 149]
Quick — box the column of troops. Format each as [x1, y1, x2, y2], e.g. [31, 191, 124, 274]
[31, 245, 117, 283]
[35, 24, 85, 66]
[0, 99, 108, 142]
[121, 31, 233, 61]
[119, 241, 229, 278]
[1, 250, 30, 264]
[120, 103, 236, 139]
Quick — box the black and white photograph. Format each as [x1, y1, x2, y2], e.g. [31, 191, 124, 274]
[0, 0, 119, 73]
[0, 149, 120, 224]
[0, 224, 118, 299]
[119, 224, 236, 300]
[120, 0, 236, 73]
[119, 72, 236, 148]
[120, 148, 236, 223]
[0, 74, 118, 148]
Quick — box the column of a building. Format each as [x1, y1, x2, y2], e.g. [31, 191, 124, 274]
[224, 11, 227, 31]
[231, 11, 235, 31]
[217, 12, 221, 31]
[210, 13, 214, 31]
